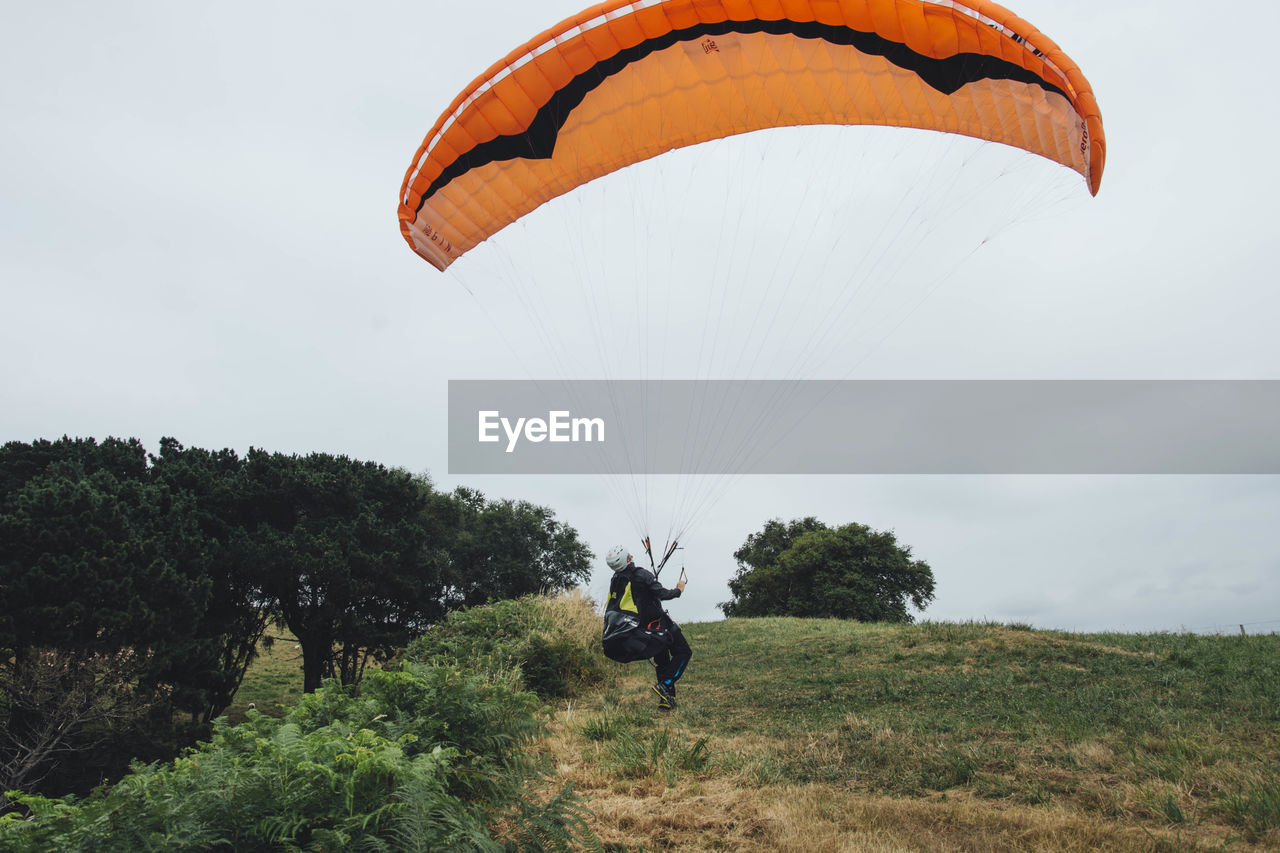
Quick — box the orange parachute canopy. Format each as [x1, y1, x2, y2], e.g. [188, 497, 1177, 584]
[399, 0, 1105, 271]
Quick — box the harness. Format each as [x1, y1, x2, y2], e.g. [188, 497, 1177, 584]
[602, 565, 673, 662]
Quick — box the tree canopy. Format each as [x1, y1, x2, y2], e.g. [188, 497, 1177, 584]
[0, 438, 214, 797]
[239, 448, 453, 692]
[0, 435, 592, 799]
[720, 517, 935, 622]
[446, 487, 594, 609]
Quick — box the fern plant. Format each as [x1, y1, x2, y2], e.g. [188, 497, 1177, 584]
[0, 663, 595, 852]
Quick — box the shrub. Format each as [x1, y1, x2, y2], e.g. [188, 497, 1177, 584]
[404, 591, 614, 698]
[0, 664, 592, 852]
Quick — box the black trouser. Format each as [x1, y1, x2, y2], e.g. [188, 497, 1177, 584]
[652, 614, 691, 687]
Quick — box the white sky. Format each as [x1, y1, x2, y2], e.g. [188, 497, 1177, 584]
[2, 1, 1277, 634]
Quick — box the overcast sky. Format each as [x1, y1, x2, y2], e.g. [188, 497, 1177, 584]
[3, 1, 1277, 634]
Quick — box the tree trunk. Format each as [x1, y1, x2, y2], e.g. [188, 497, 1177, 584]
[298, 634, 330, 693]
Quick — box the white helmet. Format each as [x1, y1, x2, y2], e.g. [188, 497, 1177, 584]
[605, 545, 630, 571]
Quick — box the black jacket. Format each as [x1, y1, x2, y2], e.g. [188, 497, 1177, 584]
[605, 563, 681, 625]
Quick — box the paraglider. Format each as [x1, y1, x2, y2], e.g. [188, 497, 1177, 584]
[601, 544, 691, 710]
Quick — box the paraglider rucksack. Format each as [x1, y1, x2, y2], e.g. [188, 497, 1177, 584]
[601, 568, 672, 663]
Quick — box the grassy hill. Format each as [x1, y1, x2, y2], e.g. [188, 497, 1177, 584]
[542, 617, 1280, 851]
[222, 602, 1279, 850]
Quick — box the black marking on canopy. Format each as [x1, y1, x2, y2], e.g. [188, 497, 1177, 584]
[415, 17, 1066, 212]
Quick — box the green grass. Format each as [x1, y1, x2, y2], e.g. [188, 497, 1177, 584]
[222, 630, 306, 722]
[226, 608, 1280, 847]
[557, 617, 1280, 846]
[691, 619, 1279, 830]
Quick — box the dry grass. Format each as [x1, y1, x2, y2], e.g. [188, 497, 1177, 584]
[529, 617, 1280, 851]
[546, 704, 1257, 850]
[528, 588, 618, 659]
[546, 704, 1263, 850]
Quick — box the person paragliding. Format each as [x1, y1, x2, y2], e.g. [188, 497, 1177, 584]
[401, 0, 1107, 710]
[601, 545, 691, 710]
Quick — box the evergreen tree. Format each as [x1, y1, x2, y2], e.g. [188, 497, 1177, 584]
[240, 450, 451, 692]
[445, 487, 593, 609]
[0, 439, 212, 794]
[721, 517, 935, 622]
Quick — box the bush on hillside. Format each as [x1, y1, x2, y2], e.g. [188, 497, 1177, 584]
[0, 664, 591, 852]
[404, 592, 614, 699]
[722, 518, 935, 622]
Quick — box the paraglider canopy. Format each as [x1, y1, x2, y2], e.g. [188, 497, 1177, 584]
[399, 0, 1105, 271]
[398, 0, 1107, 559]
